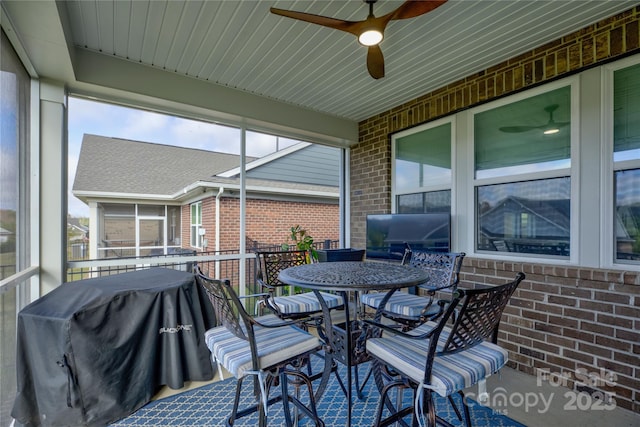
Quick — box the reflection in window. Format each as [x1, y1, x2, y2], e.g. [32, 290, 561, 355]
[395, 123, 451, 192]
[397, 190, 451, 214]
[477, 178, 570, 256]
[475, 86, 571, 179]
[393, 122, 452, 217]
[613, 63, 640, 162]
[1, 29, 31, 425]
[615, 169, 640, 261]
[0, 29, 30, 280]
[613, 63, 640, 263]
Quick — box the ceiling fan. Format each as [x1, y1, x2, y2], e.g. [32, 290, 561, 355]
[499, 104, 570, 134]
[270, 0, 448, 79]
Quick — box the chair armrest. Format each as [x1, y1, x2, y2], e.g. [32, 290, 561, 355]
[418, 298, 448, 321]
[362, 318, 438, 340]
[257, 277, 277, 292]
[238, 292, 271, 300]
[251, 315, 313, 329]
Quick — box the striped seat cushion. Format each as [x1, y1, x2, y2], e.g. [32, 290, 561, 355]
[361, 291, 439, 318]
[272, 291, 344, 315]
[205, 321, 321, 379]
[366, 322, 507, 397]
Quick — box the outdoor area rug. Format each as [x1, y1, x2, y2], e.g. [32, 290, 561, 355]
[112, 361, 526, 426]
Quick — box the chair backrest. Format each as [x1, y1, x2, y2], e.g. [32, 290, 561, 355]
[439, 272, 525, 355]
[317, 248, 366, 262]
[402, 249, 466, 292]
[256, 250, 308, 287]
[195, 266, 250, 342]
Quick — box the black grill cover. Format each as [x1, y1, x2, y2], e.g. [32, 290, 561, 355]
[12, 268, 216, 426]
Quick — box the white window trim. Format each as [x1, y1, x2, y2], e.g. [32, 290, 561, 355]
[467, 76, 580, 264]
[602, 55, 640, 270]
[190, 201, 203, 249]
[391, 116, 456, 213]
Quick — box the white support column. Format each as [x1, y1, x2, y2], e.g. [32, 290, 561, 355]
[39, 80, 66, 294]
[577, 67, 602, 267]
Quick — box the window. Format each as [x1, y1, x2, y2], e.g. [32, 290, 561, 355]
[474, 86, 571, 179]
[474, 85, 572, 257]
[476, 178, 570, 256]
[0, 28, 32, 427]
[97, 203, 182, 258]
[0, 28, 30, 280]
[393, 121, 452, 214]
[613, 62, 640, 263]
[190, 202, 203, 248]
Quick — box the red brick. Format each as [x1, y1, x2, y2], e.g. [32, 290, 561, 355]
[595, 335, 632, 352]
[578, 342, 613, 358]
[594, 291, 631, 304]
[548, 295, 577, 306]
[563, 328, 595, 343]
[564, 307, 595, 321]
[597, 313, 634, 329]
[352, 9, 640, 414]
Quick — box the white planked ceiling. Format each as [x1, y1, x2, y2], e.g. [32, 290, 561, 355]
[61, 0, 639, 122]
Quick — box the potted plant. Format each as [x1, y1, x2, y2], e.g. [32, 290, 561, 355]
[281, 225, 317, 262]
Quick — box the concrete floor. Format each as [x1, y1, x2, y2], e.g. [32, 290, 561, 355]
[483, 367, 640, 427]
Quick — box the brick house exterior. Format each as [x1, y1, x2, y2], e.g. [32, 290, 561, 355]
[180, 196, 339, 254]
[74, 136, 340, 261]
[350, 7, 640, 413]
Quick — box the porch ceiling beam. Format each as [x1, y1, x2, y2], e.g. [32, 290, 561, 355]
[70, 48, 358, 147]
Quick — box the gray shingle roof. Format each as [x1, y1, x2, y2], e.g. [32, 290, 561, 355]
[72, 134, 252, 195]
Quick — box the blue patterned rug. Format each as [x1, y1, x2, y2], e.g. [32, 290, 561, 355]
[112, 361, 526, 426]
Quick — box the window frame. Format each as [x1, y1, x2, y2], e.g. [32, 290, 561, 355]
[602, 55, 640, 269]
[469, 78, 580, 262]
[391, 116, 456, 214]
[190, 201, 203, 249]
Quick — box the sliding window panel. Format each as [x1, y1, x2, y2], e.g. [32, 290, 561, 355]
[476, 178, 571, 257]
[474, 85, 573, 258]
[393, 121, 453, 214]
[613, 62, 640, 263]
[475, 86, 571, 179]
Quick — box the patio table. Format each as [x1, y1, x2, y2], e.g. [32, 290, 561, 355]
[278, 261, 429, 427]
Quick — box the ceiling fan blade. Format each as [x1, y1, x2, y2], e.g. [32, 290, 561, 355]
[270, 7, 360, 36]
[271, 1, 448, 80]
[367, 45, 385, 79]
[387, 0, 448, 21]
[498, 126, 538, 133]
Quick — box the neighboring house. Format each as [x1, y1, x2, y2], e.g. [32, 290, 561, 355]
[72, 134, 340, 259]
[67, 217, 89, 260]
[0, 227, 11, 244]
[67, 217, 89, 239]
[478, 196, 571, 256]
[477, 196, 636, 258]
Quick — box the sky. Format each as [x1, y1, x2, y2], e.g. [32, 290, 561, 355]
[67, 97, 298, 217]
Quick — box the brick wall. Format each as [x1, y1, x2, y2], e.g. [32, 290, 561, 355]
[351, 6, 640, 413]
[462, 259, 640, 412]
[182, 196, 339, 252]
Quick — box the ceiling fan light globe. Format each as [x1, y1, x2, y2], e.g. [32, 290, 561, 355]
[358, 29, 383, 46]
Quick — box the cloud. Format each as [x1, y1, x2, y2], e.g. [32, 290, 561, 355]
[66, 96, 306, 217]
[169, 118, 240, 152]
